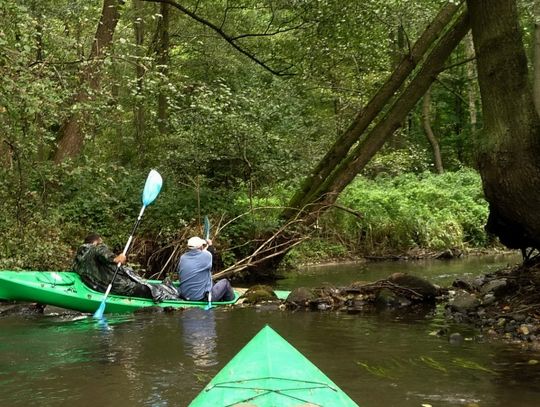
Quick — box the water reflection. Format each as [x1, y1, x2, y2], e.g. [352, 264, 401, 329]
[490, 347, 540, 404]
[180, 308, 218, 368]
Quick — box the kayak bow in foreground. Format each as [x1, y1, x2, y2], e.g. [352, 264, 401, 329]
[189, 325, 359, 406]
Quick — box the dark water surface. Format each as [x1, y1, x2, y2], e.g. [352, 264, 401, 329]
[2, 254, 540, 406]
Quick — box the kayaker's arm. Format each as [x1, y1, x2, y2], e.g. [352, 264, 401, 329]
[94, 243, 124, 265]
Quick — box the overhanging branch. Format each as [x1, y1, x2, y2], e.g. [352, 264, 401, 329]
[143, 0, 296, 76]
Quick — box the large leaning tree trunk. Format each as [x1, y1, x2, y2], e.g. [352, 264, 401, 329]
[53, 0, 122, 163]
[216, 9, 470, 280]
[468, 0, 540, 254]
[302, 10, 469, 221]
[283, 1, 463, 219]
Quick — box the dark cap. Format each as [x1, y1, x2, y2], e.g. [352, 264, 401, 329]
[84, 233, 101, 244]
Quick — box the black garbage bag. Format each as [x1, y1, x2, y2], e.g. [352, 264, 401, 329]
[123, 268, 179, 302]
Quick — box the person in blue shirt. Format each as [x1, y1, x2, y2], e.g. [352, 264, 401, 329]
[177, 236, 234, 302]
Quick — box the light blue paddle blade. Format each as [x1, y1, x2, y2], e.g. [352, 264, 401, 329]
[93, 299, 106, 319]
[203, 216, 210, 240]
[142, 169, 163, 207]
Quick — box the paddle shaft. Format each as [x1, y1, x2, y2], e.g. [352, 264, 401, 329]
[101, 205, 146, 300]
[204, 216, 213, 309]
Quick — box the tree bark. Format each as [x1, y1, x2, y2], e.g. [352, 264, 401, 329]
[534, 0, 540, 116]
[283, 1, 463, 218]
[422, 87, 444, 174]
[468, 0, 540, 251]
[133, 0, 145, 152]
[154, 1, 170, 134]
[53, 0, 121, 163]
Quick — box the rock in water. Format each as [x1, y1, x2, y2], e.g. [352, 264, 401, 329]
[388, 273, 439, 300]
[242, 285, 278, 304]
[285, 287, 315, 307]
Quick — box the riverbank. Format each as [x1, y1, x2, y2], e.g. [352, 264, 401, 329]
[444, 259, 540, 351]
[291, 246, 517, 269]
[3, 252, 536, 352]
[282, 251, 540, 351]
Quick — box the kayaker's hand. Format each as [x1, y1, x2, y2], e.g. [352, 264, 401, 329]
[205, 239, 212, 246]
[114, 254, 127, 264]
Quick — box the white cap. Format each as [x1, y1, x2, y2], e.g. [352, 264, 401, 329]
[187, 236, 206, 249]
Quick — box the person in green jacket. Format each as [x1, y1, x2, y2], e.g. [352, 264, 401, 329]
[72, 233, 178, 301]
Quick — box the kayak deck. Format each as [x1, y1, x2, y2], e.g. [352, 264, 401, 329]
[189, 325, 359, 406]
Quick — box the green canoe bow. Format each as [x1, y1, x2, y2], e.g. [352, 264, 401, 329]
[190, 325, 359, 407]
[0, 270, 290, 314]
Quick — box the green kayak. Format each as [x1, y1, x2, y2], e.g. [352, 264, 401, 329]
[0, 270, 290, 314]
[190, 325, 359, 407]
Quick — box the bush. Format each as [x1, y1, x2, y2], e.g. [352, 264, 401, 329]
[306, 169, 489, 257]
[0, 160, 490, 271]
[338, 169, 488, 253]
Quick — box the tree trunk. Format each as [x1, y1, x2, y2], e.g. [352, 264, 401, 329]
[307, 11, 469, 217]
[134, 0, 145, 153]
[468, 0, 540, 251]
[283, 1, 462, 218]
[53, 0, 121, 163]
[534, 0, 540, 116]
[154, 1, 170, 134]
[464, 31, 478, 131]
[422, 87, 444, 174]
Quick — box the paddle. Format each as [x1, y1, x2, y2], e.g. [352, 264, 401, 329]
[93, 169, 163, 319]
[203, 215, 210, 241]
[203, 215, 213, 310]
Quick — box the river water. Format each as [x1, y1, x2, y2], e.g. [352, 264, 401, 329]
[2, 254, 540, 406]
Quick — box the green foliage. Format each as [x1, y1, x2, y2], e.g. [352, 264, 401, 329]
[363, 142, 434, 177]
[289, 169, 490, 262]
[0, 0, 497, 270]
[327, 169, 489, 254]
[286, 239, 349, 265]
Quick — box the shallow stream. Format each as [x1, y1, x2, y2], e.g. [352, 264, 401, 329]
[2, 253, 540, 406]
